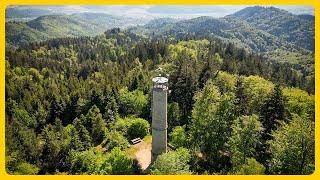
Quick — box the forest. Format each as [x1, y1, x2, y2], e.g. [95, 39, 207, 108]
[5, 28, 315, 175]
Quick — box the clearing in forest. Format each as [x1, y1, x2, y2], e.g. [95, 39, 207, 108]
[127, 135, 152, 172]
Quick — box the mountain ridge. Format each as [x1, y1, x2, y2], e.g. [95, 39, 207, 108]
[228, 6, 314, 51]
[5, 13, 147, 46]
[6, 6, 314, 68]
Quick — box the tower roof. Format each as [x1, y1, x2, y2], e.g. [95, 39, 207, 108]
[152, 77, 168, 84]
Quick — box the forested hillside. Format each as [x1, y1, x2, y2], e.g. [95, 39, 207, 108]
[6, 6, 54, 20]
[5, 13, 146, 46]
[129, 7, 314, 72]
[229, 6, 315, 52]
[5, 26, 315, 175]
[6, 6, 314, 77]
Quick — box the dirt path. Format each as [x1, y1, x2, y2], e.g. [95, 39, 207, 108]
[135, 148, 151, 171]
[127, 136, 152, 172]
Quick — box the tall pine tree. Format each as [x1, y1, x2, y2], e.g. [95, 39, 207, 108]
[234, 77, 248, 116]
[260, 84, 285, 138]
[257, 84, 286, 172]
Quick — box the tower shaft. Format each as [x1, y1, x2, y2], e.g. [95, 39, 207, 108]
[151, 77, 168, 162]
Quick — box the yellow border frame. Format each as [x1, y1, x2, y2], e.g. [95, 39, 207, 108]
[0, 0, 318, 179]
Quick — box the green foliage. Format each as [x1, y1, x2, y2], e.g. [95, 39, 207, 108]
[167, 102, 182, 129]
[5, 150, 40, 175]
[268, 115, 315, 174]
[6, 13, 144, 45]
[105, 131, 129, 151]
[169, 45, 199, 122]
[282, 87, 314, 120]
[234, 158, 265, 175]
[40, 119, 72, 172]
[127, 118, 150, 139]
[6, 120, 42, 167]
[212, 71, 237, 93]
[257, 84, 289, 168]
[12, 108, 37, 128]
[103, 147, 135, 175]
[265, 49, 314, 71]
[231, 6, 314, 51]
[73, 118, 92, 150]
[242, 75, 274, 113]
[85, 105, 107, 145]
[151, 148, 191, 175]
[67, 147, 134, 175]
[260, 84, 286, 138]
[104, 94, 119, 123]
[11, 162, 40, 175]
[198, 53, 222, 89]
[234, 77, 249, 116]
[125, 58, 151, 92]
[169, 126, 188, 148]
[4, 9, 315, 174]
[227, 115, 263, 168]
[190, 80, 236, 172]
[118, 87, 148, 116]
[67, 148, 106, 174]
[112, 118, 130, 135]
[28, 68, 43, 82]
[67, 124, 83, 151]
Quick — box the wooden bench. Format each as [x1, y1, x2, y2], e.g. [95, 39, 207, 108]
[130, 138, 142, 145]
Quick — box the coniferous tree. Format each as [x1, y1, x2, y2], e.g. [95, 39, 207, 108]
[198, 53, 222, 89]
[258, 84, 286, 171]
[234, 77, 249, 116]
[104, 99, 118, 124]
[167, 102, 182, 130]
[49, 95, 65, 124]
[68, 125, 83, 151]
[65, 94, 82, 124]
[85, 105, 106, 145]
[128, 76, 139, 91]
[40, 122, 65, 173]
[73, 118, 92, 150]
[260, 84, 286, 139]
[169, 59, 198, 124]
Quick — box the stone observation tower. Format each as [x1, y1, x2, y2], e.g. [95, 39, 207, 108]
[151, 76, 168, 162]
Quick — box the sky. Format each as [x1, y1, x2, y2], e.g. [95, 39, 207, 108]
[9, 5, 314, 19]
